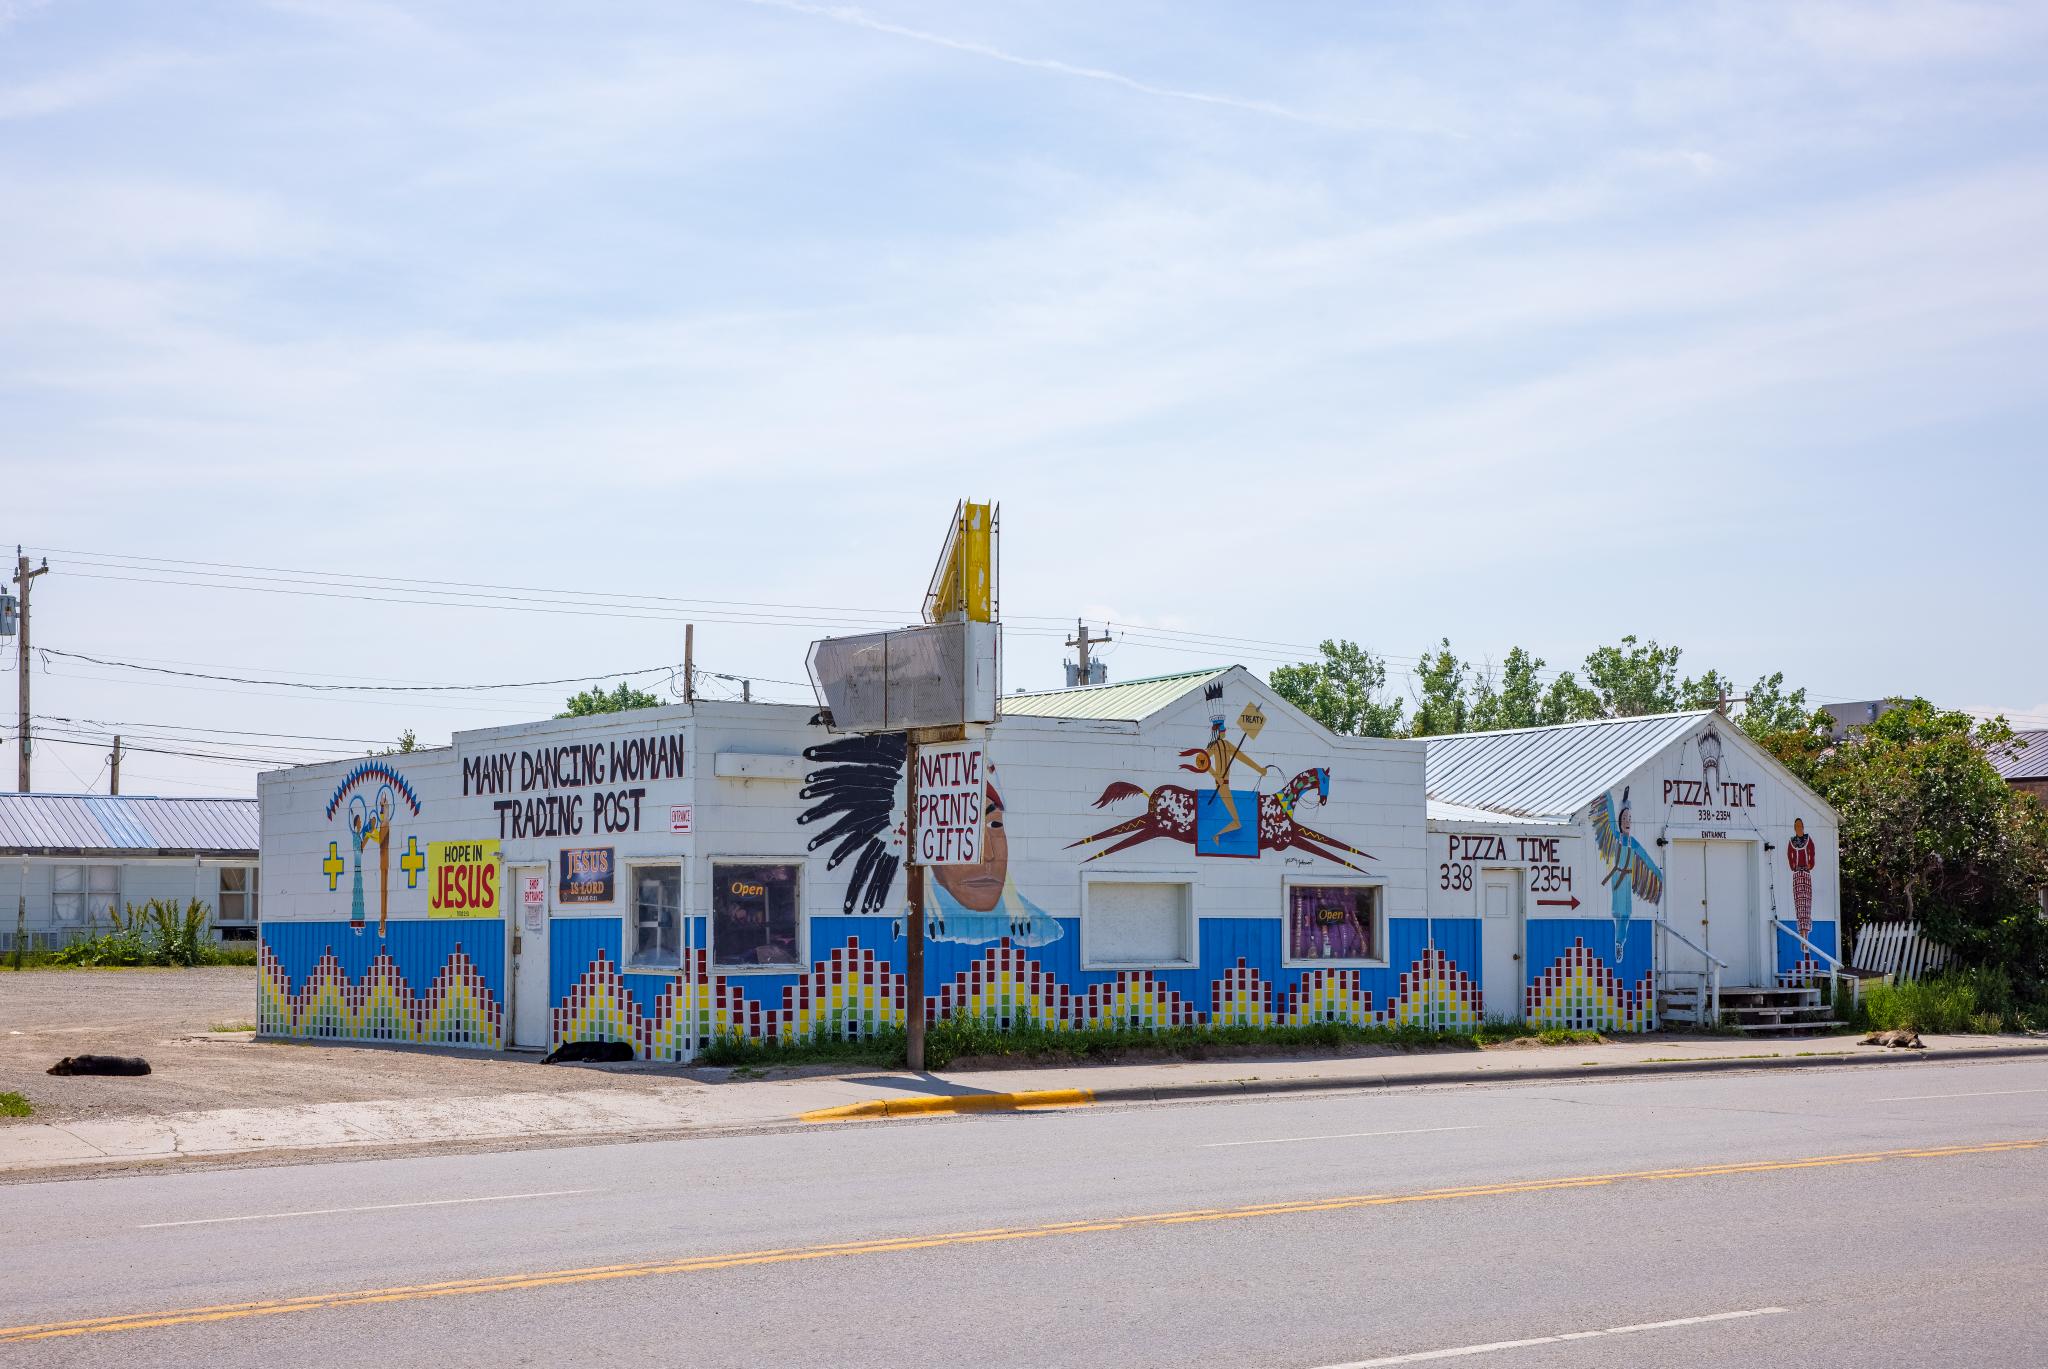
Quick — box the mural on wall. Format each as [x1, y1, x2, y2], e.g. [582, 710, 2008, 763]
[1071, 687, 1372, 870]
[798, 731, 1060, 947]
[1588, 786, 1663, 959]
[323, 761, 424, 935]
[1786, 817, 1818, 939]
[798, 730, 906, 915]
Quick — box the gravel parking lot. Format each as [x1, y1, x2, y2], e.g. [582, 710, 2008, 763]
[0, 968, 699, 1126]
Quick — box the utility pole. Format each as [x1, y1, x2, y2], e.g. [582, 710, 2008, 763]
[683, 624, 696, 703]
[741, 679, 751, 703]
[1066, 619, 1110, 687]
[14, 550, 49, 792]
[109, 735, 121, 795]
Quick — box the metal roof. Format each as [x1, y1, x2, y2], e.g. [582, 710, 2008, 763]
[1989, 729, 2048, 782]
[1001, 667, 1229, 722]
[0, 793, 259, 857]
[1422, 711, 1715, 820]
[1425, 799, 1573, 828]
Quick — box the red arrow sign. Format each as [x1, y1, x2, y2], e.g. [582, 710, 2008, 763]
[1537, 895, 1582, 910]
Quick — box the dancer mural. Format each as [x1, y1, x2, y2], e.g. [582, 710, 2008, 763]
[1587, 786, 1663, 959]
[1786, 817, 1817, 939]
[323, 761, 423, 936]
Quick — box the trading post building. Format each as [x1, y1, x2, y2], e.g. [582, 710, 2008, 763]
[257, 669, 1840, 1057]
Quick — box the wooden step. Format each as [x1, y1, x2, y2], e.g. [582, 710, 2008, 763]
[1729, 1020, 1846, 1034]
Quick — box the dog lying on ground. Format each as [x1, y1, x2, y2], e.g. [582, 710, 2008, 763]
[541, 1040, 635, 1065]
[1861, 1030, 1923, 1049]
[46, 1055, 152, 1076]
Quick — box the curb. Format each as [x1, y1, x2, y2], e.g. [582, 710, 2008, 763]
[798, 1042, 2048, 1122]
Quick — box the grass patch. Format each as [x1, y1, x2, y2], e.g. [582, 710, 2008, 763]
[696, 1013, 1604, 1071]
[1856, 967, 2046, 1035]
[0, 1092, 31, 1119]
[209, 1021, 257, 1033]
[6, 900, 259, 970]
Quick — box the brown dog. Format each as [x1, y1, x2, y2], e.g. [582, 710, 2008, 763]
[1860, 1030, 1923, 1049]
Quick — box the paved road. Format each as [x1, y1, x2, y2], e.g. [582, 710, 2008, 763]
[6, 1057, 2048, 1367]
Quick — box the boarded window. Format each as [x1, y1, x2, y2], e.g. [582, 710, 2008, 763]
[1288, 884, 1381, 963]
[713, 862, 801, 968]
[629, 865, 682, 970]
[1086, 880, 1192, 967]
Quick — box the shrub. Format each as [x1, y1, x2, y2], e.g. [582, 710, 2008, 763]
[42, 899, 243, 968]
[1861, 967, 2027, 1034]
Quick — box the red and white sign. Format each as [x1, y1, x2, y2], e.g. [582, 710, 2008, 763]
[520, 872, 546, 930]
[913, 742, 986, 866]
[670, 804, 693, 834]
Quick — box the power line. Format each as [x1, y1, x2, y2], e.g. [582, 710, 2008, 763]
[36, 647, 678, 695]
[34, 714, 412, 747]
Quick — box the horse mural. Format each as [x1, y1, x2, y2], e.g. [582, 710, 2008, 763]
[1069, 766, 1373, 871]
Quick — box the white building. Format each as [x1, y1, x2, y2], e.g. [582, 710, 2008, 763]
[0, 793, 261, 951]
[255, 672, 1842, 1056]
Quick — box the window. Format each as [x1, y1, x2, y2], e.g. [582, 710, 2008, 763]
[1285, 882, 1383, 965]
[629, 864, 682, 970]
[218, 867, 259, 922]
[53, 865, 119, 925]
[1084, 877, 1194, 969]
[712, 862, 801, 968]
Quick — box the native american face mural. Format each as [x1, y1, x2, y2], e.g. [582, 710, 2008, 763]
[323, 761, 424, 935]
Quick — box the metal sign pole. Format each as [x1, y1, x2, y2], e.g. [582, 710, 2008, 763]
[904, 735, 925, 1072]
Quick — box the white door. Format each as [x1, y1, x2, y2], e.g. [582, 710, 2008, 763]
[510, 865, 551, 1050]
[1480, 871, 1524, 1021]
[1668, 841, 1760, 986]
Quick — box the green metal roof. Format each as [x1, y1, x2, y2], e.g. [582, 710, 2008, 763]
[1000, 667, 1229, 722]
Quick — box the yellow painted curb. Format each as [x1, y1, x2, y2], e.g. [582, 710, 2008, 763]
[800, 1088, 1095, 1123]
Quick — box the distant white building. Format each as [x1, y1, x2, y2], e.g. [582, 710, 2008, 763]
[0, 793, 260, 952]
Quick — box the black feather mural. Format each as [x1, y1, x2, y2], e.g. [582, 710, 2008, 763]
[797, 731, 906, 915]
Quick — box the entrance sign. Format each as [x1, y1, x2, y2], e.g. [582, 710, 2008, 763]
[914, 742, 986, 866]
[427, 839, 500, 919]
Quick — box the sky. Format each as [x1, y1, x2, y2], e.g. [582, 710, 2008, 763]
[4, 0, 2046, 797]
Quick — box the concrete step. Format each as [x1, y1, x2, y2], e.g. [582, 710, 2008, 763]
[1730, 1020, 1847, 1034]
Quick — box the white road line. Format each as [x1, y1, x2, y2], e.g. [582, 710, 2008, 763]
[1875, 1087, 2048, 1102]
[139, 1189, 599, 1229]
[1313, 1306, 1789, 1366]
[1204, 1126, 1479, 1149]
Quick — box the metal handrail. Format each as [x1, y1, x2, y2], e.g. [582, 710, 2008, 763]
[1773, 919, 1858, 1010]
[1653, 918, 1725, 1027]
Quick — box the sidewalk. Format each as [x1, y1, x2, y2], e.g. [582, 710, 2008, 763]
[6, 1032, 2046, 1178]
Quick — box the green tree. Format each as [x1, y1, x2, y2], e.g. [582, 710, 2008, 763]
[1734, 671, 1813, 741]
[1582, 635, 1684, 717]
[1771, 700, 2048, 987]
[558, 681, 666, 718]
[1409, 639, 1469, 737]
[1269, 639, 1405, 737]
[1539, 670, 1603, 724]
[1469, 647, 1600, 730]
[371, 728, 421, 757]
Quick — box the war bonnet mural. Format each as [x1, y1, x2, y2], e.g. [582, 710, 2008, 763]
[796, 730, 1061, 947]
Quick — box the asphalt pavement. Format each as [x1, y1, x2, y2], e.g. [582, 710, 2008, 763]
[6, 1056, 2048, 1367]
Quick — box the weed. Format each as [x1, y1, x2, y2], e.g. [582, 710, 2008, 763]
[210, 1022, 257, 1033]
[1861, 968, 2034, 1034]
[19, 900, 252, 969]
[0, 1092, 31, 1119]
[696, 1013, 1602, 1071]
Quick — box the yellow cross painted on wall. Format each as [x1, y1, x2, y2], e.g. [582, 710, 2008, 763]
[321, 841, 346, 891]
[399, 835, 426, 889]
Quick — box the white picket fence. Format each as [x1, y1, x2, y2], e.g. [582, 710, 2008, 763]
[1849, 920, 1953, 983]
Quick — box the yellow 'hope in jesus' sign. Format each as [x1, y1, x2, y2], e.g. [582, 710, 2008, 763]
[428, 839, 501, 918]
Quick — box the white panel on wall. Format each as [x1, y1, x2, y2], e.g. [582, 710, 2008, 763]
[1086, 880, 1191, 965]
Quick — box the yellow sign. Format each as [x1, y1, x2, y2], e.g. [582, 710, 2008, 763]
[427, 839, 501, 919]
[923, 500, 996, 624]
[1237, 701, 1267, 740]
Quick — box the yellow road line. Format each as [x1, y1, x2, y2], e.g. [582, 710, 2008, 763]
[3, 1135, 2041, 1345]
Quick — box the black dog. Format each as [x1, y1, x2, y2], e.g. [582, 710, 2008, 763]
[47, 1055, 152, 1076]
[541, 1040, 635, 1065]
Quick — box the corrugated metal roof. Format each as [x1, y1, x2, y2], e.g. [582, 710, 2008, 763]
[1425, 799, 1573, 828]
[0, 793, 259, 856]
[1422, 711, 1714, 820]
[1989, 729, 2048, 781]
[1001, 667, 1229, 721]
